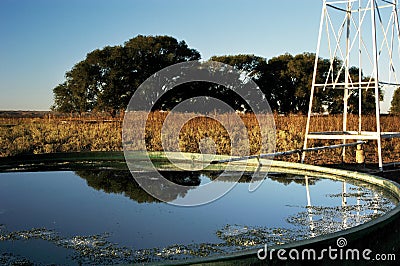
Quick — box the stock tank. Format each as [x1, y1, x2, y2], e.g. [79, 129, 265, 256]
[0, 152, 399, 265]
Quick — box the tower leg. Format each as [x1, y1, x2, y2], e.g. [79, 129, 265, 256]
[302, 3, 326, 164]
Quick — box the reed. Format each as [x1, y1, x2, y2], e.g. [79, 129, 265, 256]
[1, 113, 399, 165]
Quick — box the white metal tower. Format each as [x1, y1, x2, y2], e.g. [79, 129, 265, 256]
[302, 0, 400, 170]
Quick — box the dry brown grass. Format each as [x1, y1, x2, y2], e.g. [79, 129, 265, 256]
[1, 112, 400, 165]
[0, 117, 122, 157]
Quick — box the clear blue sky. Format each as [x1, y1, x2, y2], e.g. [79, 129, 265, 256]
[3, 0, 382, 111]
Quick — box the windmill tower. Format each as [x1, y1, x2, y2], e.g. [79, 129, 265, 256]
[302, 0, 400, 170]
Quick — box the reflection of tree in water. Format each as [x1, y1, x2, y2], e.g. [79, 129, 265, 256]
[207, 172, 321, 185]
[268, 174, 320, 186]
[204, 172, 264, 183]
[75, 170, 201, 203]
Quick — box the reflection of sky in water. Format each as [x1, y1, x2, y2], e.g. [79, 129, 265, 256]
[0, 171, 397, 264]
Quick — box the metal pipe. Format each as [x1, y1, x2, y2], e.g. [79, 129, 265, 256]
[211, 141, 367, 164]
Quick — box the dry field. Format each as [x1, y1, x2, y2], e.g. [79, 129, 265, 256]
[1, 112, 400, 165]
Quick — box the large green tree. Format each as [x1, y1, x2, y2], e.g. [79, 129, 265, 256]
[260, 53, 332, 113]
[209, 54, 268, 111]
[209, 53, 328, 113]
[52, 35, 200, 115]
[150, 54, 269, 112]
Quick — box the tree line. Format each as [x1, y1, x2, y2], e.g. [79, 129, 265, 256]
[53, 35, 396, 116]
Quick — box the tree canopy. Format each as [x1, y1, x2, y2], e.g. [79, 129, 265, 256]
[52, 35, 200, 115]
[390, 87, 400, 114]
[52, 34, 381, 115]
